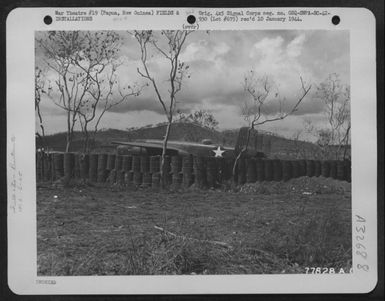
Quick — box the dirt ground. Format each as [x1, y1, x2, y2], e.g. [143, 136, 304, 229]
[37, 177, 352, 275]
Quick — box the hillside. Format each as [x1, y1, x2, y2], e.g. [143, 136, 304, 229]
[125, 123, 225, 144]
[37, 123, 343, 159]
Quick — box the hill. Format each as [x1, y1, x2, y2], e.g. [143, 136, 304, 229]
[125, 123, 225, 144]
[38, 123, 224, 151]
[37, 123, 346, 159]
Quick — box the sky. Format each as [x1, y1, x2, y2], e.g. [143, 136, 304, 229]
[35, 30, 349, 140]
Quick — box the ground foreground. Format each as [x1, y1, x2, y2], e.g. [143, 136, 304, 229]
[37, 177, 352, 275]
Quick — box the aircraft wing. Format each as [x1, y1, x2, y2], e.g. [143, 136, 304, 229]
[111, 140, 235, 157]
[111, 140, 185, 155]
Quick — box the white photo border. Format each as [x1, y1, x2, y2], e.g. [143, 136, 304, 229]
[6, 7, 377, 294]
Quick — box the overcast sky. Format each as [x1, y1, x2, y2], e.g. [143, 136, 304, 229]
[36, 30, 349, 139]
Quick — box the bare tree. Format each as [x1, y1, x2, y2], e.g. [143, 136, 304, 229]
[315, 73, 351, 159]
[77, 60, 142, 152]
[133, 30, 192, 186]
[35, 67, 47, 150]
[37, 31, 138, 152]
[233, 70, 311, 179]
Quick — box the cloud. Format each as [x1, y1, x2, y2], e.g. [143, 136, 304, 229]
[36, 30, 349, 136]
[181, 39, 230, 63]
[107, 96, 164, 114]
[248, 34, 311, 90]
[286, 34, 306, 58]
[107, 94, 202, 115]
[250, 36, 285, 61]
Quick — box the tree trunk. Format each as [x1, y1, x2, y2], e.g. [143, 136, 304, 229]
[66, 109, 71, 153]
[36, 106, 47, 150]
[83, 125, 90, 153]
[342, 125, 351, 160]
[232, 126, 253, 186]
[36, 132, 44, 151]
[65, 136, 72, 153]
[160, 120, 172, 188]
[80, 117, 92, 153]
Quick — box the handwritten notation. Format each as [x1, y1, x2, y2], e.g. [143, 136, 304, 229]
[9, 135, 23, 214]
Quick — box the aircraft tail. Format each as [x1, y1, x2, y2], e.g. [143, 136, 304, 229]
[234, 127, 266, 157]
[234, 127, 249, 156]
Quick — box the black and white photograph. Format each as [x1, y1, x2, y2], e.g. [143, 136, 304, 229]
[34, 29, 352, 276]
[6, 7, 378, 294]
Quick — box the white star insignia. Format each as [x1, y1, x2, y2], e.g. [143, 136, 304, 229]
[212, 146, 225, 158]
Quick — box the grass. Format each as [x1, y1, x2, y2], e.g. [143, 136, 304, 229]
[37, 182, 352, 275]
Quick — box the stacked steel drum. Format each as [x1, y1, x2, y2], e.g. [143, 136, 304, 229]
[36, 152, 352, 187]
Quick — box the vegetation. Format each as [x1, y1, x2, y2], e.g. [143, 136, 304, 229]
[35, 67, 47, 149]
[133, 30, 192, 187]
[233, 71, 312, 181]
[36, 31, 140, 152]
[34, 124, 312, 158]
[37, 122, 350, 159]
[304, 73, 351, 160]
[176, 109, 219, 130]
[37, 179, 351, 275]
